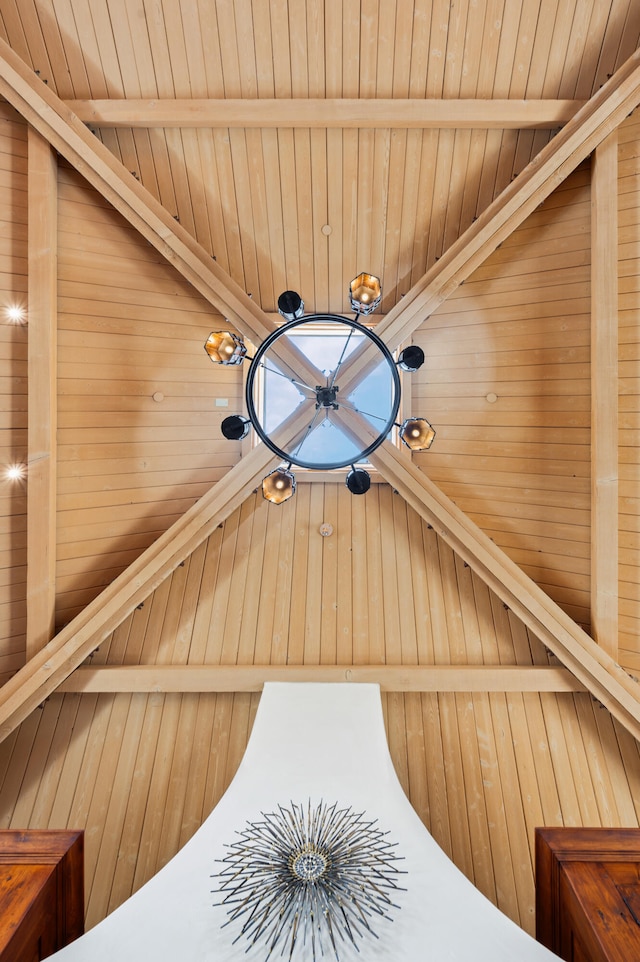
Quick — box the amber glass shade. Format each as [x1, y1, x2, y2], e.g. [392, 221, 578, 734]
[262, 466, 296, 504]
[348, 274, 382, 315]
[399, 418, 436, 451]
[204, 331, 247, 365]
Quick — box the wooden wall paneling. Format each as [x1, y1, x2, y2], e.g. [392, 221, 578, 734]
[386, 690, 410, 796]
[350, 486, 368, 664]
[231, 496, 263, 665]
[46, 694, 101, 830]
[277, 127, 302, 299]
[420, 691, 453, 857]
[85, 691, 145, 925]
[381, 127, 408, 307]
[518, 693, 563, 827]
[354, 128, 374, 274]
[219, 498, 255, 667]
[404, 691, 430, 835]
[208, 128, 244, 283]
[378, 485, 402, 664]
[253, 495, 284, 665]
[201, 692, 235, 818]
[261, 128, 287, 305]
[223, 692, 254, 793]
[236, 497, 268, 666]
[286, 483, 310, 666]
[553, 693, 602, 824]
[409, 517, 433, 665]
[424, 527, 452, 666]
[28, 695, 82, 828]
[293, 129, 314, 307]
[319, 482, 337, 665]
[310, 128, 329, 310]
[0, 711, 42, 828]
[613, 720, 640, 823]
[149, 565, 190, 667]
[539, 691, 585, 823]
[455, 554, 483, 664]
[208, 508, 241, 666]
[454, 705, 496, 904]
[130, 692, 181, 895]
[81, 693, 137, 921]
[106, 692, 162, 915]
[246, 128, 274, 308]
[154, 694, 201, 875]
[169, 549, 206, 668]
[391, 493, 417, 664]
[591, 699, 639, 825]
[438, 690, 475, 881]
[365, 485, 385, 664]
[326, 127, 343, 313]
[8, 695, 63, 828]
[137, 576, 172, 666]
[474, 688, 521, 923]
[335, 482, 353, 665]
[303, 484, 324, 665]
[573, 694, 622, 826]
[177, 693, 218, 850]
[107, 604, 149, 669]
[487, 690, 534, 928]
[408, 129, 437, 281]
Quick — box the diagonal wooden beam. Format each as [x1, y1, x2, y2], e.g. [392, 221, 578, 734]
[0, 446, 271, 740]
[369, 440, 640, 742]
[0, 38, 322, 388]
[337, 46, 640, 393]
[0, 425, 303, 741]
[0, 39, 268, 343]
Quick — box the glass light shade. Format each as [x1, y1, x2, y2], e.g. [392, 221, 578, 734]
[399, 417, 436, 451]
[204, 331, 247, 365]
[348, 273, 382, 315]
[262, 466, 296, 504]
[397, 345, 425, 372]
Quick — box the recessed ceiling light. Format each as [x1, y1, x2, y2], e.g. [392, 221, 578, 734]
[5, 305, 26, 324]
[5, 464, 26, 481]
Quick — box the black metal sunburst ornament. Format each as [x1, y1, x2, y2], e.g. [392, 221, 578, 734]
[212, 799, 406, 961]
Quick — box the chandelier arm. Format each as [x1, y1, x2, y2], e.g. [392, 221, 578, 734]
[337, 395, 389, 425]
[291, 406, 326, 460]
[327, 327, 354, 390]
[257, 359, 317, 396]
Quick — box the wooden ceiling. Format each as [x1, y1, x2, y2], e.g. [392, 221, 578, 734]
[0, 0, 640, 750]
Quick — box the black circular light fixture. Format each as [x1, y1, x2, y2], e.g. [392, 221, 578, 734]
[205, 273, 435, 503]
[397, 344, 425, 372]
[220, 414, 250, 440]
[345, 466, 372, 494]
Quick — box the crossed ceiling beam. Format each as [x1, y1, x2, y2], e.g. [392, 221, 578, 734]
[0, 38, 321, 389]
[0, 42, 640, 740]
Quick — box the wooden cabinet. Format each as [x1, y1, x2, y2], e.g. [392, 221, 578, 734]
[536, 827, 640, 962]
[0, 830, 83, 962]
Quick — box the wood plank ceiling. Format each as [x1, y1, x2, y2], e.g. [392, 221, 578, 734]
[0, 1, 639, 709]
[1, 0, 640, 939]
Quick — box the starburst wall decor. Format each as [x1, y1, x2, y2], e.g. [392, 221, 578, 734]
[212, 799, 406, 961]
